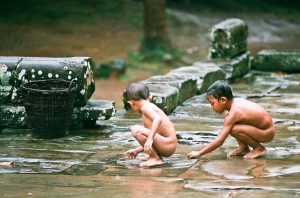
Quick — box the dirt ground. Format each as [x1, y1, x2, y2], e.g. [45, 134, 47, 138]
[92, 70, 153, 109]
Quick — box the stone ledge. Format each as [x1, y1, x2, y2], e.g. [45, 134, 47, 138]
[210, 51, 250, 80]
[147, 83, 179, 115]
[169, 62, 225, 94]
[144, 75, 197, 104]
[123, 83, 179, 115]
[0, 100, 116, 132]
[251, 49, 300, 73]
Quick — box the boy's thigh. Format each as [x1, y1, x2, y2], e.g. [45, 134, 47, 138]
[131, 125, 150, 135]
[231, 124, 273, 142]
[131, 125, 176, 155]
[132, 125, 168, 142]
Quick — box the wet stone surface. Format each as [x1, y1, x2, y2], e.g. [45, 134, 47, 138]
[0, 72, 300, 197]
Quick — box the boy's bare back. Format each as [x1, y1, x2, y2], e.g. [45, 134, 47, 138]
[228, 98, 273, 130]
[142, 102, 176, 139]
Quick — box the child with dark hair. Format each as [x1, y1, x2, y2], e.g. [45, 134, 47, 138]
[188, 80, 275, 159]
[124, 82, 177, 167]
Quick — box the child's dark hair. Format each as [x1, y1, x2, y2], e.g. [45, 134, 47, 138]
[206, 80, 233, 100]
[125, 82, 150, 100]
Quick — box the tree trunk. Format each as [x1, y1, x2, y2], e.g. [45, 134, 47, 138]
[140, 0, 173, 52]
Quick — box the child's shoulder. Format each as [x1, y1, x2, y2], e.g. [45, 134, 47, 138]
[234, 98, 253, 106]
[141, 101, 156, 111]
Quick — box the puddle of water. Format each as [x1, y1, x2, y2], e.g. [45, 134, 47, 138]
[201, 159, 256, 180]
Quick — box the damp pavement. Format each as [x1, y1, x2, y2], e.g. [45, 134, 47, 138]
[0, 71, 300, 197]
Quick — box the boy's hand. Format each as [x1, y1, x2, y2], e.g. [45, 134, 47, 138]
[187, 151, 201, 159]
[124, 149, 138, 159]
[144, 138, 153, 154]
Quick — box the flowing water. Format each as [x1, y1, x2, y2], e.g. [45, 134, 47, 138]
[0, 72, 300, 197]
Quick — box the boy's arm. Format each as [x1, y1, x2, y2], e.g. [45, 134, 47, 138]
[188, 112, 235, 159]
[134, 146, 144, 153]
[124, 146, 144, 159]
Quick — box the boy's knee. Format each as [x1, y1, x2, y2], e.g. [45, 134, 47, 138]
[131, 125, 141, 137]
[230, 125, 240, 136]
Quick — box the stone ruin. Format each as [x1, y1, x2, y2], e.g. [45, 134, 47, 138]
[0, 56, 116, 133]
[1, 18, 299, 134]
[123, 18, 300, 114]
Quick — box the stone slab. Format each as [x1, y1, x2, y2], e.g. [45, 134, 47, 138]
[72, 100, 116, 129]
[168, 62, 225, 94]
[211, 51, 250, 80]
[144, 75, 197, 104]
[148, 83, 179, 114]
[0, 100, 115, 132]
[251, 49, 300, 73]
[123, 82, 179, 115]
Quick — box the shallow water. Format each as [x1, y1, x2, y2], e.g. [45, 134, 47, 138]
[0, 72, 300, 197]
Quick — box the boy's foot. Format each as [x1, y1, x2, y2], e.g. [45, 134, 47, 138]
[139, 155, 150, 161]
[227, 146, 250, 158]
[243, 147, 267, 159]
[139, 157, 163, 167]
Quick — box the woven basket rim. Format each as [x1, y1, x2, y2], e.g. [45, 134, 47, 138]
[21, 79, 76, 93]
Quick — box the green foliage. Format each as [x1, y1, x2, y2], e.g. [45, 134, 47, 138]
[128, 45, 183, 65]
[127, 36, 183, 65]
[0, 0, 142, 26]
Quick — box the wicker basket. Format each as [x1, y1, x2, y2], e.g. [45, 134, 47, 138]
[21, 79, 77, 138]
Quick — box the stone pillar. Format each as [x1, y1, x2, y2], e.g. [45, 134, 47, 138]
[209, 18, 248, 60]
[208, 18, 250, 80]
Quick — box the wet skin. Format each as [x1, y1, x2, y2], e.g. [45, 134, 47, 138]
[187, 96, 275, 159]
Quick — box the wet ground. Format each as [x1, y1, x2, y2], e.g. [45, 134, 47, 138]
[1, 6, 300, 197]
[0, 71, 299, 197]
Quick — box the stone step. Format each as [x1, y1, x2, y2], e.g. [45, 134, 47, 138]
[0, 100, 115, 132]
[123, 83, 179, 115]
[122, 63, 225, 114]
[251, 49, 300, 73]
[147, 83, 179, 115]
[207, 51, 250, 80]
[209, 18, 248, 60]
[0, 56, 95, 106]
[72, 99, 116, 129]
[167, 62, 225, 94]
[143, 75, 197, 104]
